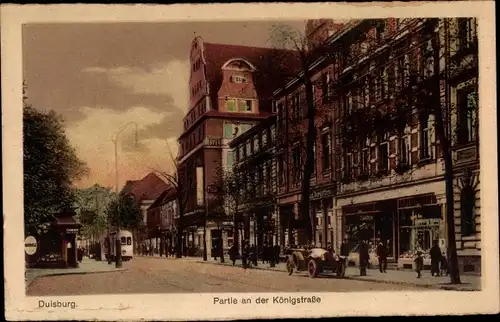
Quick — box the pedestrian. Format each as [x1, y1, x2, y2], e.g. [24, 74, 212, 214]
[440, 252, 449, 276]
[229, 244, 238, 266]
[250, 244, 258, 267]
[415, 251, 424, 278]
[359, 240, 369, 276]
[376, 241, 388, 273]
[262, 243, 268, 264]
[327, 242, 333, 253]
[242, 240, 250, 269]
[430, 241, 441, 277]
[273, 244, 280, 267]
[340, 239, 350, 257]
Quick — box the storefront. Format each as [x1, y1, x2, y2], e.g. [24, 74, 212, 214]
[310, 185, 335, 248]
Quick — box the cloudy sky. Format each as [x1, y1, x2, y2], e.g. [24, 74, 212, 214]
[23, 20, 304, 190]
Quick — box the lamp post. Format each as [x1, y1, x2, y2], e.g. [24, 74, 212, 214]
[112, 122, 138, 268]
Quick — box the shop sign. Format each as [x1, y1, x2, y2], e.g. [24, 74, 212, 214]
[310, 187, 334, 200]
[221, 221, 232, 226]
[359, 215, 373, 222]
[24, 236, 37, 255]
[66, 228, 79, 234]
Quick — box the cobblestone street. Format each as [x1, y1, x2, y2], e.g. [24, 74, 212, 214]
[27, 257, 422, 295]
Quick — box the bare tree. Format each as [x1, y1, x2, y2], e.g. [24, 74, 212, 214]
[153, 147, 195, 259]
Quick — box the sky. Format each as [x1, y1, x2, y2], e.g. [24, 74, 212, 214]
[23, 20, 305, 190]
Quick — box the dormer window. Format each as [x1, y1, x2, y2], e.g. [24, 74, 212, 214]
[240, 99, 253, 113]
[232, 75, 247, 84]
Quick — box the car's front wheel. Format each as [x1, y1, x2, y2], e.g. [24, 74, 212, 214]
[308, 259, 319, 278]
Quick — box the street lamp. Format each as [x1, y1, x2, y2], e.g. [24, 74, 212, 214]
[112, 122, 138, 268]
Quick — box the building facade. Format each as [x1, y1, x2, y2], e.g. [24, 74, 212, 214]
[146, 188, 179, 255]
[229, 115, 278, 253]
[177, 37, 298, 257]
[231, 18, 480, 273]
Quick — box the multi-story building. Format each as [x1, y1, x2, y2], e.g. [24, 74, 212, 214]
[177, 37, 298, 257]
[266, 18, 479, 273]
[440, 18, 480, 273]
[228, 115, 277, 252]
[146, 188, 178, 255]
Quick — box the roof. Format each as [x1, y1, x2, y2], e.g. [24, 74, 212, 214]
[148, 187, 178, 211]
[55, 214, 81, 227]
[202, 41, 301, 103]
[121, 172, 170, 202]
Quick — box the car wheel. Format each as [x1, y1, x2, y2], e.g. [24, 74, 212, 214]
[286, 259, 294, 275]
[308, 259, 319, 278]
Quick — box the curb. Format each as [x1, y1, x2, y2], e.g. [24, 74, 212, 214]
[26, 268, 128, 287]
[194, 260, 479, 291]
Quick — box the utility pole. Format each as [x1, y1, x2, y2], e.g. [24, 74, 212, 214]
[112, 122, 139, 268]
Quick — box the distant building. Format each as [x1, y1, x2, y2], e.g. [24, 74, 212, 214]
[120, 172, 170, 252]
[146, 188, 178, 255]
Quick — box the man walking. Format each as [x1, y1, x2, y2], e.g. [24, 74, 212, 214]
[430, 240, 442, 277]
[359, 240, 369, 276]
[376, 241, 388, 273]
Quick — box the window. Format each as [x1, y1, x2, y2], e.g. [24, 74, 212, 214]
[292, 146, 301, 182]
[361, 148, 369, 174]
[232, 75, 247, 83]
[121, 237, 126, 245]
[223, 123, 233, 139]
[278, 155, 285, 186]
[457, 89, 477, 144]
[240, 100, 253, 112]
[312, 143, 317, 174]
[322, 73, 331, 101]
[420, 114, 431, 159]
[343, 153, 352, 181]
[277, 102, 285, 129]
[265, 163, 272, 192]
[460, 186, 476, 236]
[423, 40, 435, 78]
[127, 237, 132, 246]
[399, 135, 409, 164]
[458, 18, 475, 50]
[253, 136, 259, 152]
[378, 135, 389, 173]
[262, 131, 268, 147]
[226, 99, 236, 112]
[321, 132, 331, 171]
[246, 141, 252, 156]
[291, 94, 300, 121]
[226, 150, 234, 169]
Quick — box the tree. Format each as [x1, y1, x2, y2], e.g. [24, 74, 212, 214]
[23, 86, 88, 235]
[207, 166, 248, 261]
[153, 146, 195, 260]
[268, 24, 335, 245]
[106, 193, 142, 230]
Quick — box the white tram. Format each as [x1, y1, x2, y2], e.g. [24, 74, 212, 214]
[100, 230, 133, 261]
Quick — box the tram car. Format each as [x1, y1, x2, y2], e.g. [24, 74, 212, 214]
[101, 230, 133, 261]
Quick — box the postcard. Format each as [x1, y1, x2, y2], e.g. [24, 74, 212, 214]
[2, 2, 499, 320]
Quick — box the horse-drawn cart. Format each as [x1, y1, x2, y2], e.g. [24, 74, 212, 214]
[285, 248, 346, 278]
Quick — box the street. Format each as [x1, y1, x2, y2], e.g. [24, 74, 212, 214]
[27, 257, 421, 296]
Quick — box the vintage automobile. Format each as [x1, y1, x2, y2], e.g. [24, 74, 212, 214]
[285, 248, 346, 278]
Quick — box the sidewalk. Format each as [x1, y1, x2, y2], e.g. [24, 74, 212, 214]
[191, 257, 480, 291]
[26, 258, 127, 286]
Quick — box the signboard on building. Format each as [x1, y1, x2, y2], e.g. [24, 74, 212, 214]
[24, 236, 37, 255]
[66, 228, 79, 234]
[310, 186, 335, 201]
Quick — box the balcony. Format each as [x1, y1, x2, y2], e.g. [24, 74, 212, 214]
[205, 136, 223, 147]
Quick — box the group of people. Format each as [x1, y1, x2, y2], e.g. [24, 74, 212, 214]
[229, 241, 281, 269]
[415, 240, 449, 278]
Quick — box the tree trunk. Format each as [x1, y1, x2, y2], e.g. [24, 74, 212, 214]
[431, 24, 461, 284]
[299, 73, 316, 245]
[176, 206, 183, 258]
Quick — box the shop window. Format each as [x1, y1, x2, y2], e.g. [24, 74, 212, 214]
[321, 132, 331, 171]
[127, 237, 132, 245]
[226, 99, 236, 112]
[460, 186, 476, 236]
[457, 89, 477, 145]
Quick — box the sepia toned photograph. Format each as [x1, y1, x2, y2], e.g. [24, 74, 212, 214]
[2, 2, 498, 320]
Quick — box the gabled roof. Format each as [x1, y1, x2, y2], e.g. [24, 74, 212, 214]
[121, 172, 170, 202]
[148, 187, 178, 211]
[202, 41, 301, 102]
